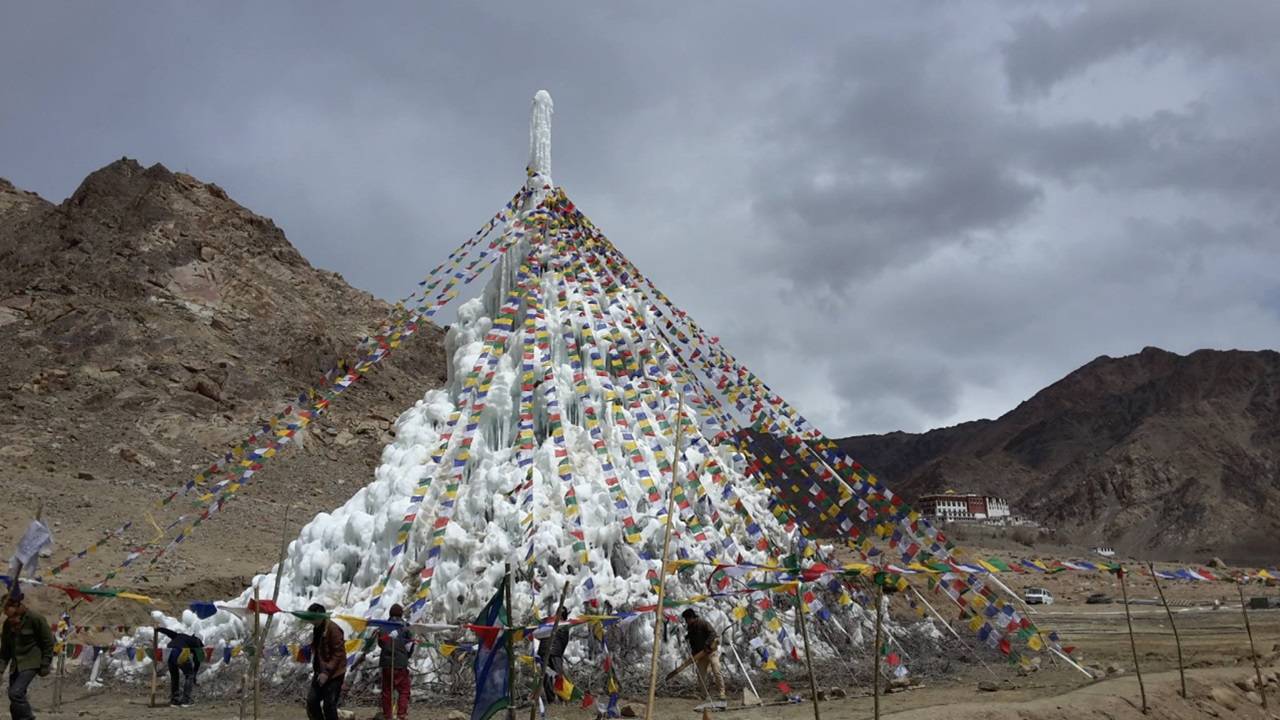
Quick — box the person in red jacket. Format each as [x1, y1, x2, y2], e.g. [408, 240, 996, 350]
[305, 603, 346, 720]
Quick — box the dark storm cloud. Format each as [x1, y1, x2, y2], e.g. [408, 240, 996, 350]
[2, 2, 1277, 437]
[1002, 0, 1280, 100]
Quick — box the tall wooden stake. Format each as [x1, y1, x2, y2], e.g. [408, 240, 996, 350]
[644, 395, 685, 720]
[872, 582, 883, 720]
[1237, 582, 1268, 710]
[1148, 562, 1185, 698]
[252, 586, 262, 719]
[505, 564, 516, 720]
[794, 584, 821, 720]
[253, 506, 292, 720]
[1117, 568, 1147, 714]
[529, 581, 572, 720]
[149, 627, 160, 707]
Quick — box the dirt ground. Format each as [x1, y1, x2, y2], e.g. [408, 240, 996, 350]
[17, 603, 1280, 720]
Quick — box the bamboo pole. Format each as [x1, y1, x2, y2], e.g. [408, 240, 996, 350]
[644, 395, 685, 720]
[794, 584, 821, 720]
[872, 582, 883, 720]
[1237, 582, 1268, 710]
[1116, 568, 1147, 714]
[505, 564, 516, 720]
[1147, 562, 1186, 698]
[149, 627, 160, 707]
[529, 581, 572, 720]
[253, 505, 292, 720]
[53, 638, 66, 710]
[252, 586, 261, 718]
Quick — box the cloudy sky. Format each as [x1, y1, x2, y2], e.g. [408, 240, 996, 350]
[3, 1, 1278, 436]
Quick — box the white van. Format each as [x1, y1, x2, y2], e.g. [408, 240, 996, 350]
[1023, 587, 1054, 605]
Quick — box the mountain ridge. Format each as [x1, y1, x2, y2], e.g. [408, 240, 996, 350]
[837, 346, 1280, 564]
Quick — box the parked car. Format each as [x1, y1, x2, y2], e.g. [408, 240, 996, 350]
[1086, 593, 1113, 604]
[1024, 587, 1054, 605]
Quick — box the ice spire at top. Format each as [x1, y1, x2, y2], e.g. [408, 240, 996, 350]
[528, 90, 554, 192]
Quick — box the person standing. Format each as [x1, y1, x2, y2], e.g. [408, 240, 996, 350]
[376, 604, 414, 720]
[306, 603, 346, 720]
[681, 608, 725, 707]
[537, 608, 570, 703]
[156, 627, 203, 707]
[1, 590, 53, 720]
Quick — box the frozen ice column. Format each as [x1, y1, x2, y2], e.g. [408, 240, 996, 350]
[527, 90, 554, 196]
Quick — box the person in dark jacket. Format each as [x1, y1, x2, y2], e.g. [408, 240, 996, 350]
[306, 603, 346, 720]
[1, 589, 54, 720]
[537, 608, 570, 703]
[376, 604, 414, 720]
[156, 627, 203, 707]
[681, 608, 725, 705]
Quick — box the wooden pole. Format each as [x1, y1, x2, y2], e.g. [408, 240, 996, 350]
[872, 582, 883, 720]
[794, 583, 821, 720]
[1237, 582, 1268, 710]
[505, 564, 516, 720]
[1116, 568, 1147, 714]
[253, 505, 292, 720]
[252, 586, 262, 719]
[53, 637, 66, 710]
[149, 627, 160, 707]
[1147, 562, 1186, 698]
[644, 395, 685, 720]
[529, 581, 572, 720]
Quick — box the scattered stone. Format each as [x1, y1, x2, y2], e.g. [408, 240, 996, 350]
[0, 444, 34, 458]
[183, 374, 222, 403]
[1245, 690, 1262, 705]
[828, 687, 846, 699]
[816, 689, 828, 700]
[199, 246, 218, 262]
[1195, 700, 1221, 717]
[1207, 557, 1227, 568]
[1105, 664, 1124, 676]
[77, 471, 95, 480]
[978, 681, 999, 692]
[117, 446, 156, 468]
[1209, 686, 1239, 711]
[333, 430, 357, 447]
[620, 702, 645, 717]
[445, 711, 467, 720]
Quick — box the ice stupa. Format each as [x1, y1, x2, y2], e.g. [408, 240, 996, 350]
[144, 92, 1046, 691]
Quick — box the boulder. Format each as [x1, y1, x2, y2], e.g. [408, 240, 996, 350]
[978, 681, 998, 692]
[445, 711, 467, 720]
[620, 702, 645, 718]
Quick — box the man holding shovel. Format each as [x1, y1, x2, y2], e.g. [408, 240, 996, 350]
[672, 609, 726, 709]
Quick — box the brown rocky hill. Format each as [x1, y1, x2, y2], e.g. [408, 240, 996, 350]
[0, 159, 447, 604]
[836, 347, 1280, 565]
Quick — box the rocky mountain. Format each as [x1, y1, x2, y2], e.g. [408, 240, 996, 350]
[0, 159, 448, 604]
[836, 347, 1280, 564]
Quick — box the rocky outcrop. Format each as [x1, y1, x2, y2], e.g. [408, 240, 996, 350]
[0, 159, 448, 597]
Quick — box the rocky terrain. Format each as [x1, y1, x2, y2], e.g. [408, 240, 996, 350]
[837, 347, 1280, 564]
[0, 159, 448, 603]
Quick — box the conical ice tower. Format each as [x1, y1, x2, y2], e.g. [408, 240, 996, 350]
[149, 92, 1058, 695]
